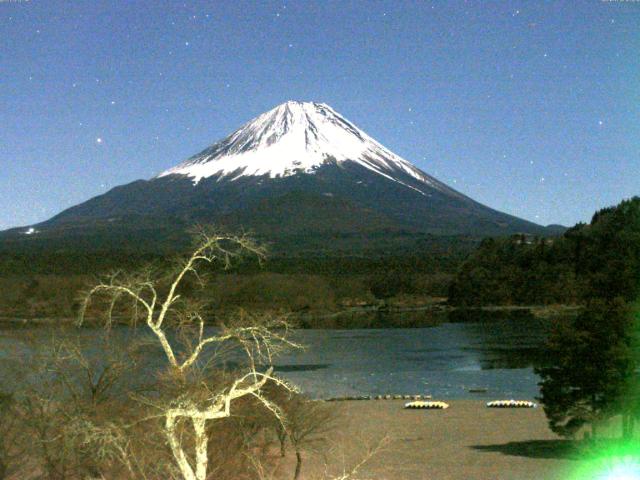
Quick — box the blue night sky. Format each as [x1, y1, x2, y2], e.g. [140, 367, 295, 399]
[1, 0, 638, 230]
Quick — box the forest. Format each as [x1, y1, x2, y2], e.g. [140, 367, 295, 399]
[448, 197, 640, 307]
[1, 198, 639, 322]
[0, 235, 474, 322]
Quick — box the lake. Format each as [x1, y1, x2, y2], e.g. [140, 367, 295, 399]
[277, 317, 550, 400]
[0, 314, 551, 401]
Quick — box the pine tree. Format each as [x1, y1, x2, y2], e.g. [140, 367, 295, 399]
[535, 299, 635, 438]
[620, 305, 640, 440]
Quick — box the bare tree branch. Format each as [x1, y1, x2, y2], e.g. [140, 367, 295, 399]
[79, 229, 297, 480]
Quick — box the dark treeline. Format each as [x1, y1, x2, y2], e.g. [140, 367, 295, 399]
[0, 236, 476, 320]
[448, 196, 640, 306]
[3, 198, 639, 317]
[0, 233, 477, 276]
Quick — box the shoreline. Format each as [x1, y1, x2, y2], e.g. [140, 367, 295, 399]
[0, 304, 581, 329]
[305, 399, 578, 480]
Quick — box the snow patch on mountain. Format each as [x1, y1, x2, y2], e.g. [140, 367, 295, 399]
[159, 101, 447, 196]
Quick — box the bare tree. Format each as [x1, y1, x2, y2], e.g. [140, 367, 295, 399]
[1, 327, 152, 480]
[278, 395, 337, 480]
[330, 435, 390, 480]
[291, 400, 336, 480]
[0, 392, 21, 479]
[79, 228, 301, 480]
[248, 429, 389, 480]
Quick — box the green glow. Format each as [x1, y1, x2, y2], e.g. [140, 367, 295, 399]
[599, 457, 640, 480]
[568, 441, 640, 480]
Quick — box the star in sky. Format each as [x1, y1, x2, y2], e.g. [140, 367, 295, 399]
[1, 1, 636, 231]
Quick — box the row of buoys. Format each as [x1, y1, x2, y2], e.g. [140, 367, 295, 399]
[486, 399, 537, 408]
[325, 394, 433, 402]
[404, 400, 449, 409]
[404, 399, 537, 410]
[323, 396, 537, 409]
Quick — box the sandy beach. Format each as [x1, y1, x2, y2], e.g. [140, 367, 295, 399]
[288, 400, 577, 480]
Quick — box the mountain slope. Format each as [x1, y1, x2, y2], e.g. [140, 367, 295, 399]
[158, 101, 455, 196]
[1, 101, 555, 253]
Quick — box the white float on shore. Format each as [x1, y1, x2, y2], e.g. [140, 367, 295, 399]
[404, 400, 449, 410]
[486, 399, 537, 408]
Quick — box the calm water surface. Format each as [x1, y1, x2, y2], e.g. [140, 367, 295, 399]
[278, 318, 549, 399]
[0, 316, 551, 400]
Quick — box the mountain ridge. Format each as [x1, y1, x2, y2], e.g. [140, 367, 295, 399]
[0, 101, 560, 253]
[158, 101, 461, 200]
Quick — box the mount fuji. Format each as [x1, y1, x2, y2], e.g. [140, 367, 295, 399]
[158, 101, 452, 196]
[2, 101, 555, 253]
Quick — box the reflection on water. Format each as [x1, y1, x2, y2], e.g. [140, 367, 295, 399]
[0, 311, 554, 400]
[273, 312, 553, 399]
[274, 364, 330, 372]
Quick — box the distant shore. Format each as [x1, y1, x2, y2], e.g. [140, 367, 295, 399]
[0, 303, 581, 329]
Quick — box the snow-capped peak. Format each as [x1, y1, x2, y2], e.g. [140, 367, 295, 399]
[158, 101, 443, 194]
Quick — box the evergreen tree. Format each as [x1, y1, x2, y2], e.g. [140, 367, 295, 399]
[620, 304, 640, 439]
[535, 299, 636, 438]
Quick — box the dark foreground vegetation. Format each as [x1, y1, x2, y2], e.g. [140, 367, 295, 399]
[0, 327, 347, 480]
[536, 299, 639, 440]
